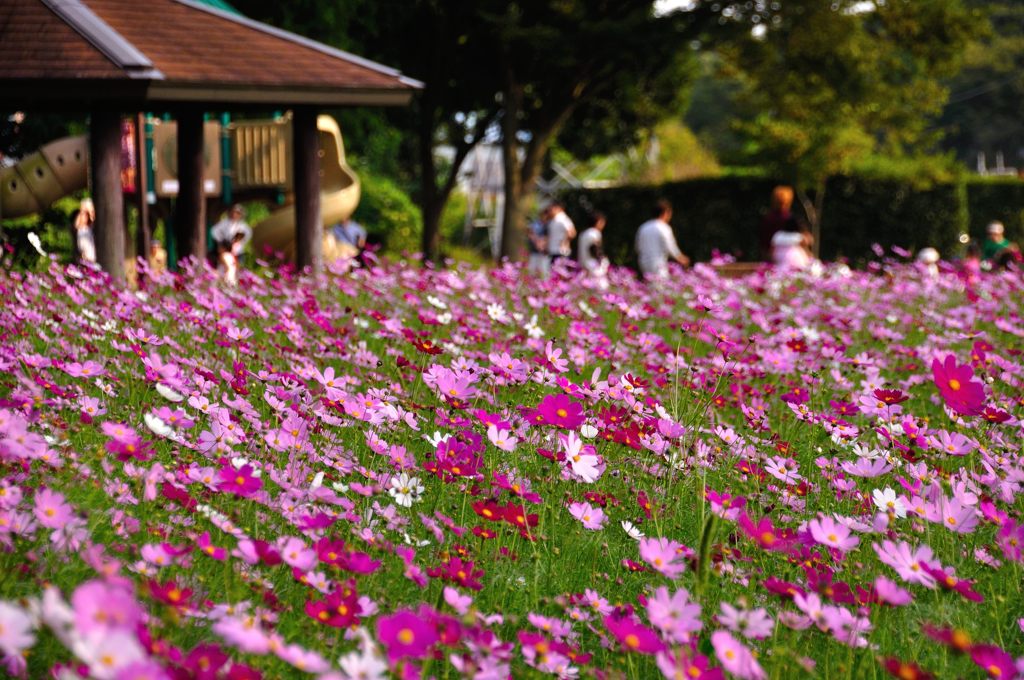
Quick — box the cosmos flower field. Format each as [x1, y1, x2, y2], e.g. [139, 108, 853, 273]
[0, 255, 1022, 680]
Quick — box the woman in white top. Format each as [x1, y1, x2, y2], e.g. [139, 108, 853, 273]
[770, 216, 812, 269]
[578, 211, 609, 288]
[74, 198, 97, 263]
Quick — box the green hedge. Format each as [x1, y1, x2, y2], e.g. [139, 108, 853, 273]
[564, 176, 1024, 264]
[966, 178, 1024, 244]
[820, 176, 966, 260]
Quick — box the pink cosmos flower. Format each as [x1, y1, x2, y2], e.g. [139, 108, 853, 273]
[71, 580, 142, 633]
[376, 609, 438, 661]
[711, 630, 766, 680]
[931, 354, 985, 416]
[486, 424, 518, 452]
[33, 488, 72, 529]
[718, 602, 774, 640]
[873, 576, 913, 606]
[0, 601, 35, 660]
[872, 541, 937, 587]
[996, 521, 1023, 562]
[279, 537, 317, 571]
[568, 501, 606, 530]
[646, 586, 702, 643]
[808, 516, 860, 553]
[443, 587, 472, 615]
[639, 537, 688, 578]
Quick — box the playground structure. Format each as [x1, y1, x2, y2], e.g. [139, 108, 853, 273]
[0, 113, 360, 262]
[1, 0, 419, 282]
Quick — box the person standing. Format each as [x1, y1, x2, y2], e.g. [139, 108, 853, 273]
[211, 204, 252, 253]
[211, 204, 251, 280]
[331, 218, 367, 260]
[545, 201, 576, 268]
[527, 204, 553, 277]
[635, 199, 689, 280]
[577, 211, 609, 282]
[770, 215, 812, 270]
[981, 221, 1011, 262]
[759, 186, 794, 261]
[73, 198, 97, 263]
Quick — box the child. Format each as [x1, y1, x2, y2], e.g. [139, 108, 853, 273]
[221, 231, 245, 286]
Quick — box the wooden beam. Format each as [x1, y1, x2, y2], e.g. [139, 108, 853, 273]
[293, 107, 322, 273]
[174, 109, 206, 264]
[90, 109, 126, 283]
[134, 112, 151, 266]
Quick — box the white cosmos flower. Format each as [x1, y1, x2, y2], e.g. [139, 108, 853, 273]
[426, 295, 447, 310]
[437, 312, 452, 325]
[872, 488, 907, 518]
[388, 473, 424, 508]
[155, 383, 185, 402]
[27, 232, 46, 256]
[487, 303, 508, 322]
[311, 471, 325, 489]
[331, 481, 349, 493]
[580, 424, 598, 439]
[143, 413, 174, 439]
[621, 520, 645, 540]
[524, 315, 544, 339]
[424, 431, 450, 448]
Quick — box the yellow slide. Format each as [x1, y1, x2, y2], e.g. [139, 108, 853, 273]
[250, 115, 361, 262]
[0, 136, 90, 219]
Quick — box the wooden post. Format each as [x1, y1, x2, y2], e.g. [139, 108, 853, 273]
[293, 107, 322, 273]
[90, 109, 126, 283]
[174, 109, 206, 264]
[134, 112, 151, 264]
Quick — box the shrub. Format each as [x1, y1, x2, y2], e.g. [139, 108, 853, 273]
[352, 169, 422, 256]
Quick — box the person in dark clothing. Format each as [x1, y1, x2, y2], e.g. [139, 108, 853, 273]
[759, 185, 794, 261]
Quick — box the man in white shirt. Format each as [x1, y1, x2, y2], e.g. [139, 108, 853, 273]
[635, 199, 689, 279]
[545, 201, 576, 265]
[578, 211, 608, 272]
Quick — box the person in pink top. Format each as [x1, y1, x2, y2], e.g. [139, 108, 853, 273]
[770, 216, 812, 269]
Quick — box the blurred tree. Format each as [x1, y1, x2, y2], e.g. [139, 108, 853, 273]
[481, 1, 763, 261]
[938, 0, 1024, 168]
[722, 0, 982, 253]
[232, 0, 497, 263]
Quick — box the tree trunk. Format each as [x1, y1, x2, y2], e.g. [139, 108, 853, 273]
[293, 107, 323, 274]
[418, 105, 442, 264]
[499, 82, 526, 262]
[174, 109, 206, 264]
[797, 181, 826, 259]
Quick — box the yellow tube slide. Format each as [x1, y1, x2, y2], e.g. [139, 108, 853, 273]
[0, 136, 90, 219]
[250, 115, 361, 262]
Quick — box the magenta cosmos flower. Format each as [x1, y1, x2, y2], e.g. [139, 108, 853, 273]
[376, 609, 438, 661]
[931, 355, 985, 416]
[534, 393, 585, 429]
[603, 613, 664, 655]
[218, 463, 263, 497]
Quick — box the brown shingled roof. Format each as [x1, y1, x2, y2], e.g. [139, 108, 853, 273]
[0, 0, 421, 107]
[0, 0, 125, 80]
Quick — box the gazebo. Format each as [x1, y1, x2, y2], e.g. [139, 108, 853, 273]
[0, 0, 421, 281]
